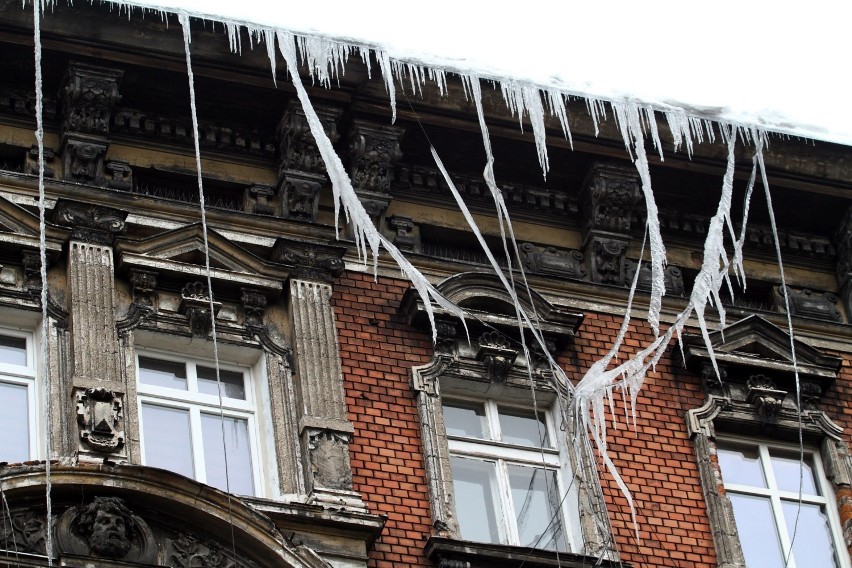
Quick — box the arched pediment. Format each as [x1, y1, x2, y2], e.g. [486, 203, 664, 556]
[401, 271, 583, 346]
[0, 463, 330, 568]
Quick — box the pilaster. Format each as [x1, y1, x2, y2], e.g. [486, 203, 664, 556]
[276, 239, 365, 510]
[53, 199, 128, 460]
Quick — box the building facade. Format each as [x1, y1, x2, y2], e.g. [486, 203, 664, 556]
[0, 3, 851, 567]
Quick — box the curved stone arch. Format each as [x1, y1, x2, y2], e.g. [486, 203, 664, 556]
[0, 463, 330, 568]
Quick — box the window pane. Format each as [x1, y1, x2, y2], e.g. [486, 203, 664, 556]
[0, 382, 29, 462]
[782, 501, 838, 568]
[771, 451, 817, 495]
[507, 464, 565, 551]
[0, 335, 27, 366]
[201, 413, 254, 496]
[141, 403, 194, 478]
[717, 445, 766, 488]
[729, 493, 785, 568]
[498, 406, 550, 447]
[197, 366, 246, 400]
[139, 357, 187, 390]
[443, 401, 488, 439]
[450, 456, 502, 544]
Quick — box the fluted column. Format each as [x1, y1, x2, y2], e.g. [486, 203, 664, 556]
[54, 199, 129, 460]
[275, 238, 365, 510]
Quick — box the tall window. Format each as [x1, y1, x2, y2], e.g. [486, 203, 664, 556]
[0, 331, 36, 463]
[137, 353, 261, 496]
[717, 439, 849, 568]
[443, 398, 568, 551]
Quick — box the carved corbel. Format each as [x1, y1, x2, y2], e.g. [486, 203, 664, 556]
[75, 387, 125, 455]
[58, 62, 123, 185]
[580, 163, 642, 287]
[179, 281, 221, 338]
[280, 173, 323, 222]
[129, 269, 157, 308]
[588, 236, 629, 286]
[22, 250, 46, 292]
[277, 100, 341, 175]
[240, 288, 267, 328]
[625, 260, 685, 296]
[105, 159, 133, 190]
[476, 330, 518, 383]
[346, 120, 404, 225]
[745, 374, 787, 422]
[272, 238, 345, 282]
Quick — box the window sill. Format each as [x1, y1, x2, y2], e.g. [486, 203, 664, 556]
[425, 536, 627, 568]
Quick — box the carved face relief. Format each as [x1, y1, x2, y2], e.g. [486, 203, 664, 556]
[76, 497, 135, 559]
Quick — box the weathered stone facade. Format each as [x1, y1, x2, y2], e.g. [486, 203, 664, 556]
[0, 4, 850, 568]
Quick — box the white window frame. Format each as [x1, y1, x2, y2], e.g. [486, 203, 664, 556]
[136, 349, 264, 497]
[0, 327, 38, 462]
[717, 436, 851, 568]
[444, 396, 575, 552]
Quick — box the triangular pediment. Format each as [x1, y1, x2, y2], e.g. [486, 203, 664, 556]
[682, 315, 841, 382]
[116, 224, 288, 294]
[117, 224, 273, 275]
[0, 194, 67, 253]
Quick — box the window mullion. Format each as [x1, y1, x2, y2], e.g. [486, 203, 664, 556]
[486, 400, 501, 442]
[189, 406, 206, 484]
[496, 458, 519, 546]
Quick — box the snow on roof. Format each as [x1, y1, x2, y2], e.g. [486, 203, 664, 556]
[104, 0, 852, 147]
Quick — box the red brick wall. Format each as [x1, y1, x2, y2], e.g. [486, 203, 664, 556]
[335, 272, 435, 567]
[334, 271, 851, 567]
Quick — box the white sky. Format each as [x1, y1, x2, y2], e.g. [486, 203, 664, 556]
[109, 0, 852, 146]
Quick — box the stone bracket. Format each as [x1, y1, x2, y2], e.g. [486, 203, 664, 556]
[179, 281, 221, 338]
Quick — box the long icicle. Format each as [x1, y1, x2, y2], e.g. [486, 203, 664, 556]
[178, 12, 237, 558]
[276, 30, 465, 343]
[32, 0, 52, 564]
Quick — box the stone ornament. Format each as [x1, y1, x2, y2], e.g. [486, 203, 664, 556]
[179, 281, 221, 338]
[76, 387, 125, 454]
[307, 429, 353, 491]
[476, 331, 518, 384]
[0, 511, 47, 555]
[57, 497, 157, 563]
[273, 238, 345, 282]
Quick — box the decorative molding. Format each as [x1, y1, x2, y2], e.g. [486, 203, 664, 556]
[519, 242, 586, 280]
[75, 387, 125, 455]
[273, 238, 345, 282]
[773, 285, 842, 322]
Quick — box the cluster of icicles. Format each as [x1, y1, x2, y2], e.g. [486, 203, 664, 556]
[27, 0, 805, 552]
